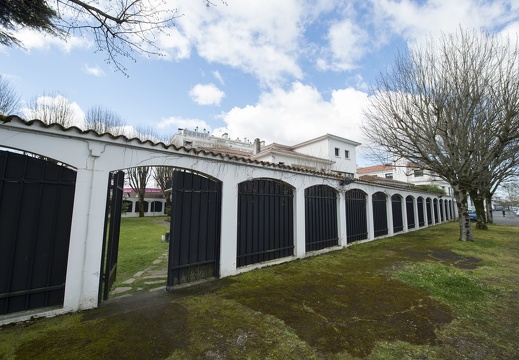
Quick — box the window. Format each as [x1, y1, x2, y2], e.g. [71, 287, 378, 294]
[385, 173, 393, 179]
[414, 169, 424, 177]
[344, 150, 349, 158]
[334, 147, 340, 156]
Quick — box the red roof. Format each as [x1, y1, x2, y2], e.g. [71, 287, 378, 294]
[357, 164, 394, 174]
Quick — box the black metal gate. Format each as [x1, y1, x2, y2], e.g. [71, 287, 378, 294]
[305, 185, 338, 252]
[391, 194, 404, 233]
[345, 189, 367, 243]
[99, 170, 124, 302]
[426, 198, 432, 225]
[373, 192, 388, 237]
[406, 196, 415, 229]
[237, 179, 294, 267]
[168, 170, 221, 287]
[0, 150, 76, 315]
[433, 199, 439, 223]
[417, 197, 425, 227]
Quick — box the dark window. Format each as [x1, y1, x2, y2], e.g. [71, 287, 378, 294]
[334, 147, 340, 156]
[385, 173, 393, 179]
[344, 150, 349, 158]
[414, 169, 424, 177]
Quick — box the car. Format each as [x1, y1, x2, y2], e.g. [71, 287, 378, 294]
[469, 212, 477, 222]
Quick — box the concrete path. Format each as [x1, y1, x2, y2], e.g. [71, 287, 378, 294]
[110, 251, 169, 297]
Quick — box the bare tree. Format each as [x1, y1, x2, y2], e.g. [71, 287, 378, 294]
[1, 1, 225, 75]
[85, 105, 126, 135]
[0, 75, 20, 115]
[125, 125, 164, 217]
[153, 166, 174, 208]
[127, 166, 151, 217]
[501, 178, 519, 206]
[363, 28, 519, 241]
[24, 92, 77, 127]
[469, 140, 519, 227]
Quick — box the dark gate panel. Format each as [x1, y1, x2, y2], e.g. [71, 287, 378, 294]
[439, 199, 445, 221]
[391, 195, 404, 233]
[345, 189, 367, 243]
[168, 170, 221, 287]
[417, 197, 425, 227]
[406, 196, 415, 229]
[373, 192, 388, 237]
[305, 185, 338, 252]
[237, 179, 294, 267]
[99, 170, 124, 302]
[0, 150, 76, 315]
[426, 198, 432, 225]
[433, 199, 439, 223]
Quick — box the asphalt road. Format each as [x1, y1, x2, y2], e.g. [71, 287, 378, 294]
[491, 210, 519, 226]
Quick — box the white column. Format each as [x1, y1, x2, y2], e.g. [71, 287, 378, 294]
[414, 197, 419, 229]
[338, 191, 347, 247]
[367, 191, 374, 240]
[387, 193, 394, 236]
[294, 187, 306, 257]
[219, 178, 238, 277]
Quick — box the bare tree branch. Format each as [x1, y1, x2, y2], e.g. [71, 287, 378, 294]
[0, 75, 20, 115]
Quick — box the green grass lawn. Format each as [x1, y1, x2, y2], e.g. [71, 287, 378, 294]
[1, 222, 518, 359]
[110, 216, 170, 292]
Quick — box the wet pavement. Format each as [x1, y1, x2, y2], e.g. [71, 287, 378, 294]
[491, 210, 519, 226]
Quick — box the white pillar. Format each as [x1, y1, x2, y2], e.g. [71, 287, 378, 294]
[294, 187, 306, 257]
[219, 178, 238, 277]
[387, 193, 394, 236]
[338, 191, 347, 247]
[367, 191, 374, 240]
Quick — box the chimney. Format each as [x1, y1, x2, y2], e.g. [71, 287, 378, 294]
[253, 138, 261, 155]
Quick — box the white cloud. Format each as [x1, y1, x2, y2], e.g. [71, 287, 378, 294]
[372, 0, 518, 42]
[189, 83, 225, 106]
[213, 71, 224, 85]
[167, 0, 331, 84]
[13, 28, 91, 53]
[318, 19, 370, 71]
[218, 82, 369, 147]
[156, 116, 214, 133]
[154, 27, 192, 61]
[83, 65, 105, 77]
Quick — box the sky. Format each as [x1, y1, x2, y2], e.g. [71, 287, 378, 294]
[2, 0, 519, 167]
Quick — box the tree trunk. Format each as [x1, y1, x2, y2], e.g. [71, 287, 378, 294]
[485, 193, 494, 224]
[470, 190, 488, 230]
[138, 193, 145, 217]
[454, 185, 474, 241]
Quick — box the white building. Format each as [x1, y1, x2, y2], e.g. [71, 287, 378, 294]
[171, 128, 260, 153]
[172, 129, 361, 177]
[291, 134, 360, 177]
[357, 160, 453, 196]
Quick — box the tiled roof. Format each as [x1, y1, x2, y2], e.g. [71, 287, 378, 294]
[357, 164, 394, 174]
[1, 115, 344, 178]
[252, 142, 334, 163]
[199, 146, 252, 157]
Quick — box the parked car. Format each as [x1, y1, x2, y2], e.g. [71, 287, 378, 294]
[469, 212, 477, 222]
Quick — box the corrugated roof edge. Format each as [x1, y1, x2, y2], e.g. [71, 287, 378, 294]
[1, 115, 346, 179]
